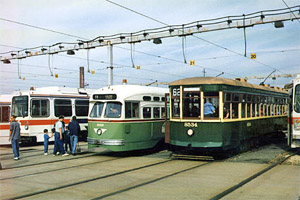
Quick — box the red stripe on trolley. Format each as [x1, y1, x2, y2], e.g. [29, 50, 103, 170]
[18, 119, 71, 126]
[291, 117, 300, 124]
[0, 124, 10, 130]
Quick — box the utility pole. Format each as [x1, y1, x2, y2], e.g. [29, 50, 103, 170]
[203, 68, 206, 77]
[108, 42, 113, 86]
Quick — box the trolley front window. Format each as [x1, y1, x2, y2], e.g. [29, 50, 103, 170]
[171, 87, 180, 118]
[183, 87, 201, 118]
[90, 102, 104, 118]
[75, 100, 89, 116]
[104, 102, 122, 118]
[31, 99, 50, 117]
[54, 99, 72, 117]
[12, 96, 28, 117]
[294, 85, 300, 113]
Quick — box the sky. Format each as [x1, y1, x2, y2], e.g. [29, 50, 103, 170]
[0, 0, 299, 94]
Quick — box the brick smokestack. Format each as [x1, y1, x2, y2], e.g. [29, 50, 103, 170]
[80, 67, 84, 88]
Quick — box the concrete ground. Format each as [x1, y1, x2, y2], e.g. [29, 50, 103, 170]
[0, 142, 299, 200]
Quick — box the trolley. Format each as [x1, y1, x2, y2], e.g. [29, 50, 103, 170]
[0, 95, 12, 145]
[88, 85, 168, 151]
[11, 87, 94, 143]
[165, 77, 289, 154]
[288, 74, 300, 153]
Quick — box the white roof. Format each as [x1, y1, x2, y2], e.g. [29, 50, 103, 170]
[0, 94, 12, 103]
[12, 87, 95, 96]
[91, 85, 168, 101]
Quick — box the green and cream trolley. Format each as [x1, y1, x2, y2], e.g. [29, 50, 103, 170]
[166, 77, 289, 154]
[88, 85, 168, 151]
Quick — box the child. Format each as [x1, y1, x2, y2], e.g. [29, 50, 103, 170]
[43, 129, 52, 155]
[64, 126, 72, 153]
[51, 127, 60, 155]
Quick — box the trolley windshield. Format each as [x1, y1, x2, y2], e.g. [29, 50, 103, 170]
[90, 102, 104, 118]
[90, 102, 122, 118]
[12, 96, 28, 117]
[104, 102, 122, 118]
[295, 85, 300, 113]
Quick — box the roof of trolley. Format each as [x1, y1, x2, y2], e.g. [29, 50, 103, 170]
[12, 87, 95, 96]
[0, 94, 12, 103]
[91, 85, 168, 100]
[169, 77, 288, 94]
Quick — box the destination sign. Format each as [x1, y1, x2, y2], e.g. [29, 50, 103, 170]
[93, 94, 117, 100]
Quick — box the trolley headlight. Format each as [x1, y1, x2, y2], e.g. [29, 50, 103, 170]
[295, 120, 300, 130]
[187, 129, 194, 136]
[24, 121, 29, 130]
[97, 129, 103, 135]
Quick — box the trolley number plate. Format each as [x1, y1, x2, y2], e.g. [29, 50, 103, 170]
[184, 122, 198, 128]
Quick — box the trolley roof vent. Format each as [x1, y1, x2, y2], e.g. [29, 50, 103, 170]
[235, 78, 247, 82]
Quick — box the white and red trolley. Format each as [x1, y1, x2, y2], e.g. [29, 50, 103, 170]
[0, 95, 12, 145]
[11, 87, 94, 143]
[288, 74, 300, 153]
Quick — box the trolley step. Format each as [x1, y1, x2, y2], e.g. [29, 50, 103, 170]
[171, 153, 214, 161]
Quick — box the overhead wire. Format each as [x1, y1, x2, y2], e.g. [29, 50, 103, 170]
[0, 17, 88, 40]
[282, 0, 300, 24]
[0, 4, 299, 83]
[105, 0, 297, 76]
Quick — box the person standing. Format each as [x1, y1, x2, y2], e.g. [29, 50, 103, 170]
[9, 115, 21, 160]
[53, 115, 68, 156]
[68, 116, 80, 155]
[63, 126, 72, 153]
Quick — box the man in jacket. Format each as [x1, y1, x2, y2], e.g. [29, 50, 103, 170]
[69, 116, 80, 155]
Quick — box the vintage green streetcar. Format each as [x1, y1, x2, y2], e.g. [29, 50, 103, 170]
[165, 77, 289, 154]
[88, 84, 168, 151]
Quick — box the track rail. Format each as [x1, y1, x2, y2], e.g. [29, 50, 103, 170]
[0, 157, 123, 181]
[5, 159, 175, 200]
[209, 153, 295, 200]
[1, 151, 99, 170]
[91, 161, 211, 199]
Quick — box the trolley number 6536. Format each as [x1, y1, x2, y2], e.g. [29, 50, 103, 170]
[184, 122, 198, 128]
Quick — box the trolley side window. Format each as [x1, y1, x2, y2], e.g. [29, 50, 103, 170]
[12, 96, 28, 117]
[224, 93, 239, 119]
[183, 87, 201, 118]
[54, 99, 72, 117]
[143, 107, 151, 118]
[104, 102, 122, 118]
[204, 92, 219, 119]
[153, 107, 160, 118]
[294, 85, 300, 113]
[125, 102, 139, 118]
[90, 102, 104, 118]
[0, 106, 10, 122]
[31, 99, 50, 117]
[75, 100, 89, 116]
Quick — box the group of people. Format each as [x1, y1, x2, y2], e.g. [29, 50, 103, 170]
[44, 115, 80, 156]
[8, 115, 80, 160]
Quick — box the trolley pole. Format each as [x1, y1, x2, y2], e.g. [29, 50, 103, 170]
[108, 42, 113, 86]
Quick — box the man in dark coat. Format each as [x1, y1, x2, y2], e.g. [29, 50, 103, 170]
[69, 116, 80, 155]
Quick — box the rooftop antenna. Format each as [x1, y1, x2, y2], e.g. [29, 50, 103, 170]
[260, 70, 276, 85]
